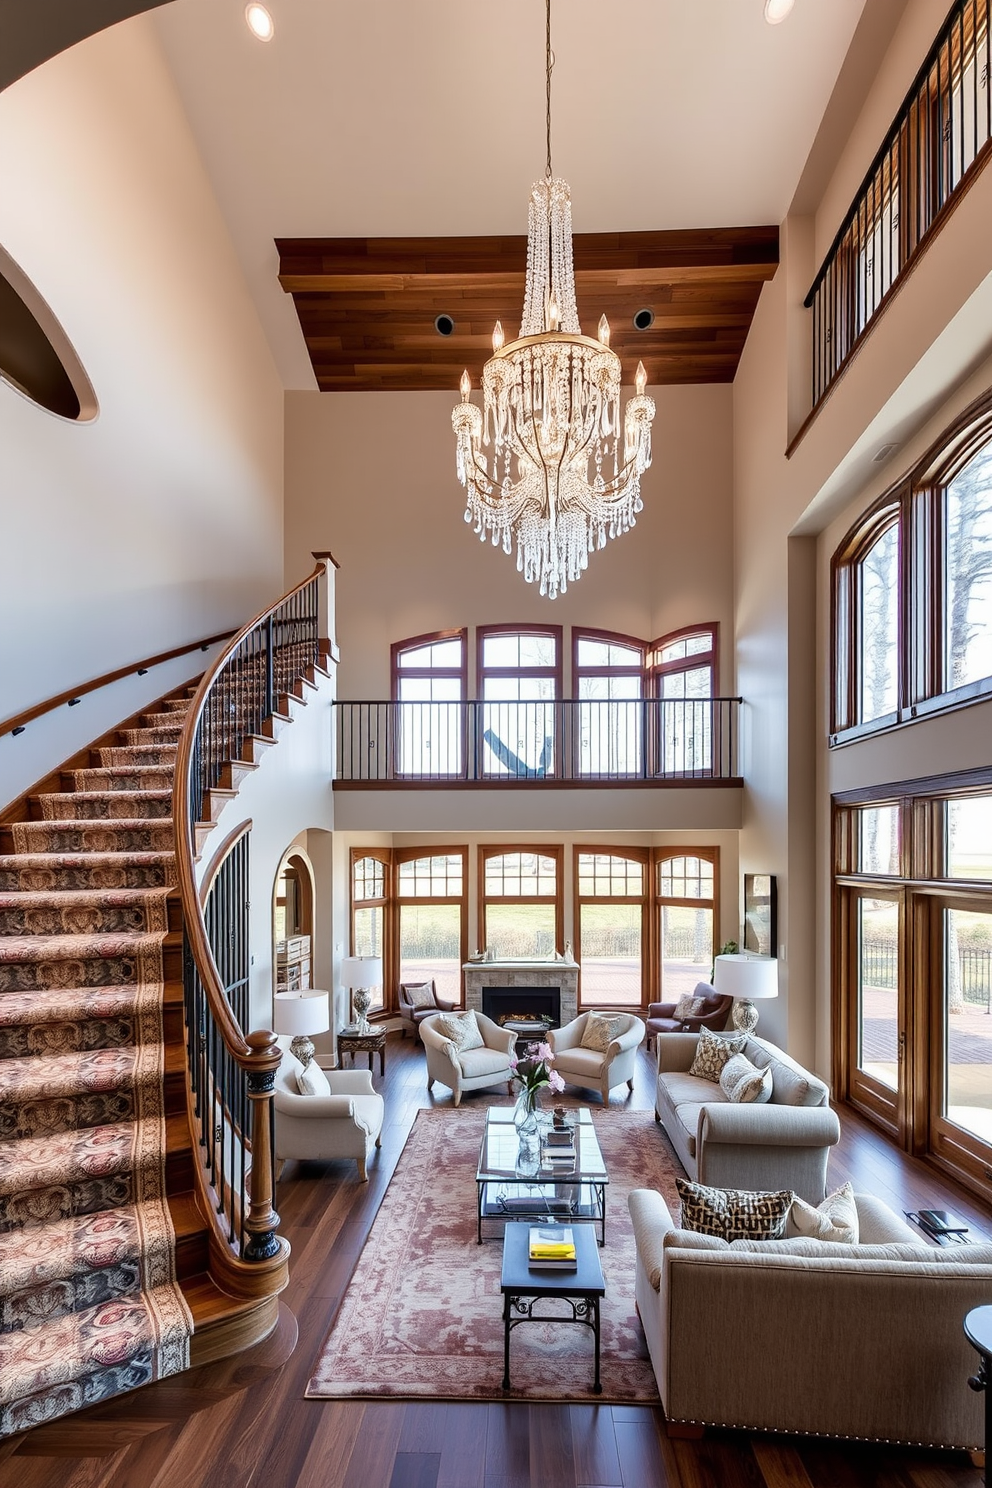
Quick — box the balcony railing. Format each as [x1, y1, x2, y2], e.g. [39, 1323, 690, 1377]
[334, 698, 742, 784]
[806, 0, 992, 408]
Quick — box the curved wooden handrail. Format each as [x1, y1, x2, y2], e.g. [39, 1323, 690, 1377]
[173, 564, 324, 1063]
[1, 628, 236, 739]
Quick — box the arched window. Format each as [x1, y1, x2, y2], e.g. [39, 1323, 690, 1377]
[573, 630, 644, 776]
[648, 626, 718, 775]
[478, 626, 561, 777]
[390, 629, 466, 776]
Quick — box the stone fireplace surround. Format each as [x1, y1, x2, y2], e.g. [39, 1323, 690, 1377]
[463, 960, 578, 1029]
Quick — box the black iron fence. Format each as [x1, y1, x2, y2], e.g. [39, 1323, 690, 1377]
[335, 697, 742, 783]
[862, 939, 992, 1010]
[189, 578, 319, 824]
[807, 0, 992, 407]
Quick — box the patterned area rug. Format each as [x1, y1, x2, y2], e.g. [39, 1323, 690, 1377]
[0, 694, 194, 1438]
[307, 1107, 679, 1404]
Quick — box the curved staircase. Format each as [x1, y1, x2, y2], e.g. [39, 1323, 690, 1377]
[0, 687, 205, 1437]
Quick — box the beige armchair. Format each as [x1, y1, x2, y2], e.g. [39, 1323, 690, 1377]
[420, 1011, 516, 1106]
[273, 1045, 384, 1181]
[548, 1011, 645, 1103]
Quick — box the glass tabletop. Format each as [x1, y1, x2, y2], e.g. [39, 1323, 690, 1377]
[477, 1106, 608, 1185]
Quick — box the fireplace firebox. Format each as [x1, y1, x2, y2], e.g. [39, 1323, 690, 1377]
[482, 986, 561, 1031]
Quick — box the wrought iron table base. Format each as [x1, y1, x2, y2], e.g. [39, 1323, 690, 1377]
[501, 1292, 602, 1393]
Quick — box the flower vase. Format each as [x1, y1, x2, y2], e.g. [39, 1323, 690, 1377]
[513, 1090, 540, 1141]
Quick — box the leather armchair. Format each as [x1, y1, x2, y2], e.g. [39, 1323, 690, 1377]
[420, 1011, 516, 1106]
[398, 979, 457, 1041]
[645, 982, 732, 1049]
[274, 1045, 384, 1182]
[548, 1011, 645, 1104]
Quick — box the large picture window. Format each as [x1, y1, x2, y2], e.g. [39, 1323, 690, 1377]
[479, 847, 563, 960]
[575, 849, 647, 1007]
[834, 777, 992, 1200]
[395, 849, 467, 1006]
[832, 393, 992, 741]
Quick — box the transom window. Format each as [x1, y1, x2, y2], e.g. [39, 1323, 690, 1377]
[832, 397, 992, 740]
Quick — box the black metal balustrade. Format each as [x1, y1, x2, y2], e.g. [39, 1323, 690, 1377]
[807, 0, 991, 408]
[189, 578, 320, 825]
[334, 697, 742, 783]
[184, 832, 254, 1251]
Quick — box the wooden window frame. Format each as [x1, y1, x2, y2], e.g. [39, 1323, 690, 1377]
[646, 624, 718, 696]
[652, 847, 720, 1004]
[573, 845, 650, 1009]
[833, 768, 992, 1203]
[831, 388, 992, 746]
[390, 628, 468, 702]
[349, 848, 393, 1015]
[394, 845, 469, 1006]
[571, 628, 646, 695]
[478, 844, 565, 961]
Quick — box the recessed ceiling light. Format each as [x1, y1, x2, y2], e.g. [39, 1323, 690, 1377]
[633, 308, 654, 331]
[245, 3, 275, 41]
[764, 0, 795, 23]
[434, 314, 456, 337]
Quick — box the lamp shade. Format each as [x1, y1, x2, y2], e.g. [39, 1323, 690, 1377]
[272, 989, 330, 1037]
[340, 956, 382, 988]
[712, 954, 778, 1001]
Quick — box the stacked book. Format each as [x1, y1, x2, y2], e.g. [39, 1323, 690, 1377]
[528, 1225, 577, 1269]
[541, 1126, 576, 1169]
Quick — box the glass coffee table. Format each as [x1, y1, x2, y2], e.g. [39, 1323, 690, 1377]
[476, 1107, 608, 1245]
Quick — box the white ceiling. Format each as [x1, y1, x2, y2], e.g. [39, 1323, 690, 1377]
[152, 0, 869, 388]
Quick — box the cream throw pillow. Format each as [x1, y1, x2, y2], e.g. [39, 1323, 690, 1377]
[581, 1012, 626, 1052]
[436, 1009, 484, 1052]
[674, 993, 707, 1020]
[406, 983, 436, 1010]
[788, 1181, 859, 1244]
[719, 1052, 773, 1104]
[296, 1062, 330, 1097]
[688, 1025, 748, 1083]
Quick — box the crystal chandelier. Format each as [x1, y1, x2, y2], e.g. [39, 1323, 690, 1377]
[452, 0, 656, 600]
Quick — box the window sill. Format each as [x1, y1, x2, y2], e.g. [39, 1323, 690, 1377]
[830, 681, 992, 748]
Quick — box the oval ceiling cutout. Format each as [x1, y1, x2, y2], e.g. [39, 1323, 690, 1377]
[0, 247, 97, 422]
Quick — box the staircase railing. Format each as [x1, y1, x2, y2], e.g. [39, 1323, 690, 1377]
[173, 560, 331, 1298]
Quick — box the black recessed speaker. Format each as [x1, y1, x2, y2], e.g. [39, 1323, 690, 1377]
[434, 314, 456, 337]
[633, 308, 654, 331]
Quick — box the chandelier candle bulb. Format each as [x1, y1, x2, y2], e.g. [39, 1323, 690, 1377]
[492, 321, 504, 352]
[598, 314, 611, 346]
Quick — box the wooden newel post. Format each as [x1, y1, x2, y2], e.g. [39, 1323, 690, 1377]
[242, 1029, 283, 1262]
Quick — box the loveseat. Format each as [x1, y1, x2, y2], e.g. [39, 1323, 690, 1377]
[628, 1185, 990, 1447]
[655, 1031, 840, 1203]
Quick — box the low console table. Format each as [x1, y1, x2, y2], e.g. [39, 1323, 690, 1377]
[337, 1025, 386, 1077]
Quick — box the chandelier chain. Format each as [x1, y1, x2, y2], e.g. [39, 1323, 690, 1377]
[545, 0, 554, 179]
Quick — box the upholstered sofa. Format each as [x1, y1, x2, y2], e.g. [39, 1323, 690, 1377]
[645, 981, 732, 1048]
[628, 1185, 990, 1448]
[273, 1044, 384, 1181]
[656, 1031, 840, 1203]
[420, 1010, 516, 1106]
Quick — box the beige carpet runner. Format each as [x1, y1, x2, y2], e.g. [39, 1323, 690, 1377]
[307, 1106, 680, 1404]
[0, 692, 195, 1438]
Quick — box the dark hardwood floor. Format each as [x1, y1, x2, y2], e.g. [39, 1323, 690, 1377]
[1, 1036, 988, 1488]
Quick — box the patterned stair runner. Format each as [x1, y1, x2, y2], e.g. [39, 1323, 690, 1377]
[0, 692, 196, 1437]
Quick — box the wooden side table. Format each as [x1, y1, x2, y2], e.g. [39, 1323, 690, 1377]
[337, 1026, 386, 1077]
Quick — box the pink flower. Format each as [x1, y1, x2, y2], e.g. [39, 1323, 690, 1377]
[534, 1042, 554, 1063]
[548, 1070, 565, 1093]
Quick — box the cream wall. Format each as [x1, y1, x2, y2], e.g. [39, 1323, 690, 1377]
[283, 384, 734, 698]
[0, 17, 284, 736]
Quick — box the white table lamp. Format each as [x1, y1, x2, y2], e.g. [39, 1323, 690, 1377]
[713, 953, 778, 1036]
[273, 989, 330, 1068]
[340, 955, 383, 1034]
